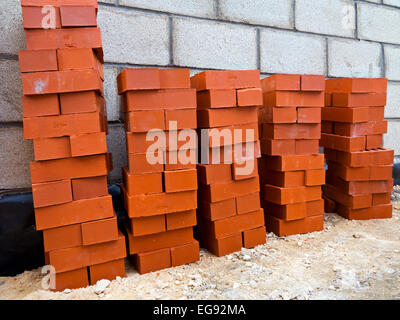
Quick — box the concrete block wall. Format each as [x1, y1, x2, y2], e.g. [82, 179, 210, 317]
[1, 0, 399, 190]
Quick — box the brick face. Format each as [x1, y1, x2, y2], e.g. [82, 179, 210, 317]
[1, 0, 400, 189]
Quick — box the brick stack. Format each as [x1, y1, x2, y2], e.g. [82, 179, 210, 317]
[117, 68, 200, 274]
[258, 74, 325, 236]
[191, 70, 266, 257]
[322, 78, 393, 220]
[19, 0, 126, 291]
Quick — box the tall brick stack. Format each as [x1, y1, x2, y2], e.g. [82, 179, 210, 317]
[19, 0, 126, 291]
[258, 74, 325, 236]
[322, 78, 394, 220]
[191, 70, 266, 257]
[117, 68, 200, 274]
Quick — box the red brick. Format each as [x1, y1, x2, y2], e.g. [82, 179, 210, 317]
[71, 176, 108, 201]
[261, 74, 300, 92]
[332, 92, 386, 107]
[372, 193, 391, 206]
[262, 123, 321, 140]
[35, 195, 114, 230]
[263, 170, 305, 187]
[323, 195, 337, 213]
[297, 107, 321, 123]
[300, 75, 325, 91]
[337, 203, 392, 220]
[322, 107, 369, 123]
[81, 216, 118, 246]
[371, 179, 393, 194]
[60, 91, 104, 115]
[43, 224, 82, 252]
[236, 192, 261, 214]
[22, 6, 61, 29]
[263, 201, 307, 221]
[127, 152, 164, 174]
[59, 6, 97, 27]
[263, 185, 307, 205]
[191, 70, 261, 90]
[265, 215, 324, 236]
[199, 232, 242, 257]
[366, 135, 383, 150]
[50, 268, 88, 292]
[307, 199, 324, 217]
[368, 106, 385, 121]
[232, 158, 258, 180]
[32, 179, 72, 209]
[197, 89, 237, 108]
[171, 241, 200, 267]
[126, 227, 194, 254]
[263, 91, 324, 107]
[260, 139, 295, 156]
[197, 164, 232, 184]
[242, 226, 266, 248]
[159, 68, 191, 89]
[236, 88, 263, 106]
[260, 106, 297, 123]
[57, 48, 103, 79]
[89, 259, 125, 285]
[125, 110, 165, 132]
[321, 121, 333, 134]
[305, 169, 325, 186]
[117, 68, 160, 93]
[18, 50, 58, 73]
[22, 94, 60, 118]
[295, 139, 320, 155]
[326, 78, 387, 93]
[166, 210, 197, 230]
[122, 167, 163, 195]
[30, 154, 109, 183]
[70, 132, 107, 157]
[321, 133, 366, 152]
[165, 109, 197, 129]
[198, 199, 237, 221]
[262, 154, 325, 171]
[33, 137, 71, 161]
[323, 184, 372, 209]
[164, 169, 197, 193]
[197, 107, 257, 128]
[129, 215, 166, 237]
[133, 248, 171, 275]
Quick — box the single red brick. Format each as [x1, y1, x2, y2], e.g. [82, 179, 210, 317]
[366, 135, 383, 150]
[300, 75, 325, 91]
[260, 106, 297, 124]
[60, 6, 97, 27]
[295, 140, 320, 155]
[22, 94, 60, 118]
[22, 6, 61, 29]
[321, 133, 366, 152]
[263, 201, 307, 221]
[81, 216, 119, 246]
[372, 193, 391, 206]
[191, 70, 261, 90]
[260, 139, 295, 156]
[60, 91, 104, 115]
[32, 179, 72, 208]
[89, 259, 125, 285]
[33, 137, 71, 161]
[165, 108, 197, 129]
[263, 170, 305, 187]
[159, 68, 191, 89]
[133, 248, 171, 275]
[18, 50, 58, 73]
[323, 184, 372, 209]
[264, 184, 307, 205]
[171, 241, 200, 267]
[198, 198, 237, 221]
[122, 167, 163, 195]
[242, 226, 266, 249]
[117, 68, 160, 94]
[369, 106, 385, 121]
[263, 91, 324, 107]
[197, 163, 232, 185]
[199, 232, 242, 257]
[57, 48, 103, 79]
[236, 192, 261, 214]
[166, 210, 197, 231]
[297, 107, 321, 123]
[305, 169, 325, 186]
[321, 121, 333, 134]
[306, 199, 324, 217]
[265, 215, 323, 236]
[322, 107, 369, 123]
[337, 203, 392, 220]
[323, 195, 337, 213]
[71, 176, 108, 201]
[125, 110, 165, 132]
[129, 215, 166, 237]
[50, 268, 88, 292]
[70, 132, 107, 157]
[262, 154, 325, 171]
[261, 74, 300, 92]
[197, 107, 258, 128]
[236, 88, 263, 106]
[43, 224, 82, 252]
[197, 89, 237, 108]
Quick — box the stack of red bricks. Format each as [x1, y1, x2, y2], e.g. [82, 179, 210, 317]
[117, 68, 200, 274]
[19, 0, 126, 291]
[191, 70, 266, 257]
[258, 74, 325, 236]
[322, 78, 393, 220]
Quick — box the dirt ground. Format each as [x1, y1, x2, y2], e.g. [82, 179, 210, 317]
[1, 203, 400, 300]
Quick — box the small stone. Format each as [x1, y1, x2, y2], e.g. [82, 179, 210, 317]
[353, 233, 361, 239]
[233, 282, 240, 289]
[94, 279, 110, 295]
[242, 255, 251, 261]
[63, 289, 71, 294]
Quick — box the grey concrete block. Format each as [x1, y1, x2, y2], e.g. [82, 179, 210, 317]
[260, 29, 326, 74]
[358, 3, 400, 45]
[107, 124, 127, 183]
[173, 18, 257, 70]
[103, 65, 120, 121]
[0, 59, 23, 122]
[384, 120, 400, 155]
[0, 126, 34, 190]
[384, 45, 400, 81]
[295, 0, 355, 37]
[97, 6, 170, 65]
[328, 39, 382, 78]
[0, 0, 25, 55]
[383, 0, 400, 7]
[119, 0, 216, 18]
[219, 0, 293, 29]
[385, 82, 400, 118]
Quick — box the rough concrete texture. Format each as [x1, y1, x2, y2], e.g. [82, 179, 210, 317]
[219, 0, 293, 29]
[384, 46, 400, 81]
[1, 207, 400, 299]
[358, 3, 400, 45]
[260, 30, 325, 74]
[385, 82, 400, 119]
[119, 0, 216, 18]
[296, 0, 355, 37]
[106, 124, 127, 183]
[384, 121, 400, 155]
[103, 65, 121, 122]
[0, 0, 25, 55]
[328, 39, 382, 78]
[0, 127, 33, 190]
[173, 18, 257, 70]
[97, 7, 170, 65]
[384, 0, 400, 7]
[0, 59, 23, 122]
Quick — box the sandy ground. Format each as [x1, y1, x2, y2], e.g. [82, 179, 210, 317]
[1, 204, 400, 300]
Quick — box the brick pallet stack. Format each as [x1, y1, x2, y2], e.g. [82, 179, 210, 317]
[191, 70, 266, 257]
[117, 68, 200, 274]
[258, 74, 325, 236]
[19, 0, 126, 291]
[321, 78, 394, 220]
